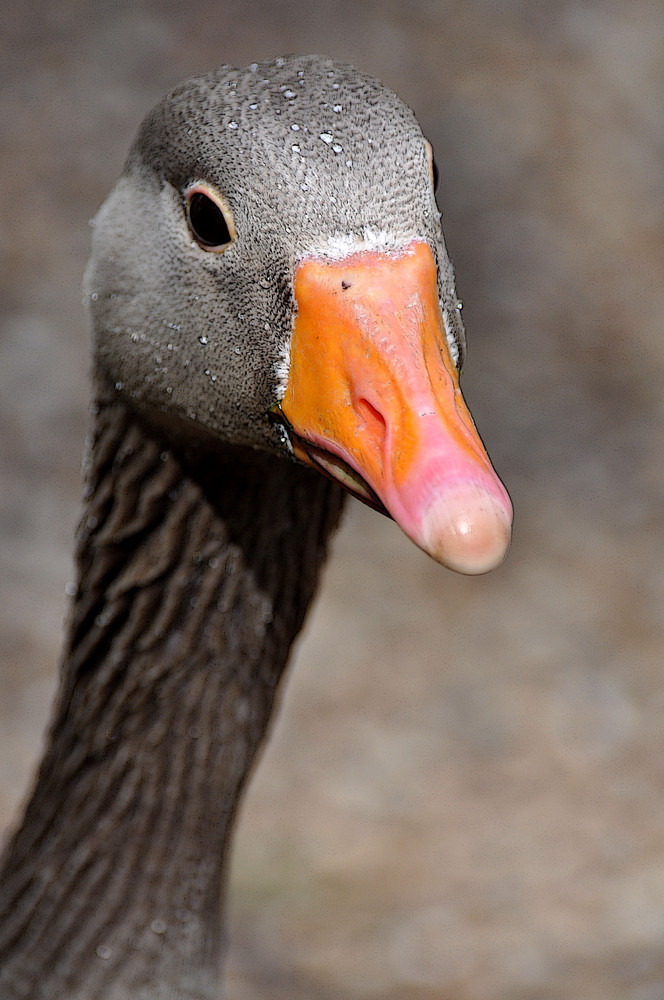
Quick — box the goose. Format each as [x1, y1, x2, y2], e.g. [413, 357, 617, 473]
[0, 55, 512, 1000]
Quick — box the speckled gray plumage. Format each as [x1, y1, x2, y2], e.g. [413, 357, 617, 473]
[0, 385, 344, 999]
[0, 56, 466, 999]
[86, 55, 465, 457]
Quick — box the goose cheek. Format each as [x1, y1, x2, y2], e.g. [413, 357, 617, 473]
[280, 240, 513, 574]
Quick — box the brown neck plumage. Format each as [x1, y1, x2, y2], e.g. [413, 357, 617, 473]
[0, 387, 344, 999]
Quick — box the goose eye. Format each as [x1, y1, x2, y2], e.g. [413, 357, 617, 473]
[186, 185, 235, 251]
[425, 140, 439, 194]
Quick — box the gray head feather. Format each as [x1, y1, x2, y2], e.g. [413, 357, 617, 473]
[85, 55, 464, 455]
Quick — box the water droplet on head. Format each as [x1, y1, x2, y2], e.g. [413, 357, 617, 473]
[290, 123, 300, 131]
[90, 291, 99, 301]
[249, 102, 258, 110]
[332, 143, 343, 154]
[96, 944, 112, 961]
[227, 121, 238, 129]
[198, 335, 209, 345]
[291, 143, 301, 153]
[333, 104, 343, 113]
[150, 919, 167, 935]
[319, 132, 333, 144]
[283, 89, 296, 99]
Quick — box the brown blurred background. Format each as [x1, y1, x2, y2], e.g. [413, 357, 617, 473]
[1, 1, 663, 997]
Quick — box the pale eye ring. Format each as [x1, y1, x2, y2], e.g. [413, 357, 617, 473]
[185, 184, 236, 251]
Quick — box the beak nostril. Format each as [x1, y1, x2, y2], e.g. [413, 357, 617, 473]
[357, 397, 386, 431]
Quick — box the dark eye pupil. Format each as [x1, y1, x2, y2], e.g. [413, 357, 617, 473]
[432, 157, 440, 193]
[188, 192, 231, 247]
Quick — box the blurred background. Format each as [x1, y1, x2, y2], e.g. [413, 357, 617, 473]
[1, 1, 663, 997]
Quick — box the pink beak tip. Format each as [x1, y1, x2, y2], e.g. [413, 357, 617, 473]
[419, 484, 513, 575]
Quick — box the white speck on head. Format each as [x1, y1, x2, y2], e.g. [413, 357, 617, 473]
[319, 132, 333, 144]
[441, 306, 461, 364]
[274, 338, 291, 399]
[306, 228, 420, 261]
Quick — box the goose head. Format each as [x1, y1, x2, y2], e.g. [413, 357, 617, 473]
[85, 54, 512, 574]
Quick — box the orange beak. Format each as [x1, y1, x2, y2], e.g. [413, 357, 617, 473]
[274, 240, 512, 574]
